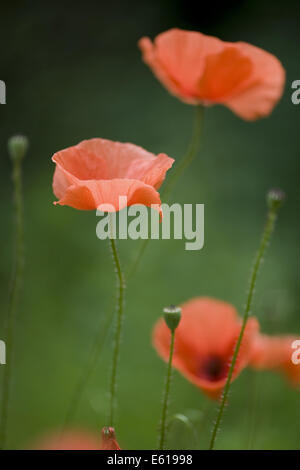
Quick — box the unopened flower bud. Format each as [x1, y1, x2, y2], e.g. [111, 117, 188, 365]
[8, 135, 29, 163]
[101, 426, 121, 450]
[163, 305, 181, 332]
[267, 188, 285, 210]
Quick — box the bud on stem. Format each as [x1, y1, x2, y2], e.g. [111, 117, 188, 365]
[158, 305, 181, 450]
[163, 305, 181, 333]
[0, 135, 28, 449]
[209, 188, 285, 450]
[8, 135, 29, 163]
[267, 188, 285, 211]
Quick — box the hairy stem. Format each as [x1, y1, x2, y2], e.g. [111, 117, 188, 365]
[0, 160, 24, 449]
[108, 216, 125, 427]
[158, 330, 175, 450]
[209, 203, 280, 450]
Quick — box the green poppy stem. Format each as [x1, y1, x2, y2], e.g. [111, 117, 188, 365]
[158, 306, 181, 450]
[127, 105, 204, 280]
[108, 215, 125, 427]
[63, 304, 114, 428]
[0, 136, 28, 449]
[158, 330, 175, 450]
[209, 189, 285, 450]
[161, 105, 204, 202]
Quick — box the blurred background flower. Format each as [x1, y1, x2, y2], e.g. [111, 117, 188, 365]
[139, 28, 285, 119]
[250, 334, 300, 384]
[153, 297, 259, 399]
[34, 426, 120, 450]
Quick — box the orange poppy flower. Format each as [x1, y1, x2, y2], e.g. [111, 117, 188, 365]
[139, 28, 285, 120]
[35, 427, 121, 450]
[52, 138, 174, 211]
[153, 297, 259, 399]
[250, 334, 300, 386]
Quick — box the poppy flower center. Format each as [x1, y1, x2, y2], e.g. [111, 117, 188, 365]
[201, 356, 226, 382]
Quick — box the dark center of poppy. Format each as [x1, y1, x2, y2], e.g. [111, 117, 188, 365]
[201, 356, 226, 382]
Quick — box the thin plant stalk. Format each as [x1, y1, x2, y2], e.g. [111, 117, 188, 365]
[161, 105, 204, 202]
[63, 304, 114, 428]
[108, 214, 125, 427]
[127, 237, 149, 281]
[209, 190, 284, 450]
[127, 105, 204, 280]
[0, 139, 27, 449]
[158, 330, 175, 450]
[63, 218, 123, 427]
[158, 305, 181, 450]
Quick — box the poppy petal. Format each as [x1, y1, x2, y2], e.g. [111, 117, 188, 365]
[35, 431, 101, 450]
[54, 178, 162, 211]
[221, 42, 285, 120]
[250, 334, 300, 386]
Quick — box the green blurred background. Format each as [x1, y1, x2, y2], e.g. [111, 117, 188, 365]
[0, 0, 300, 450]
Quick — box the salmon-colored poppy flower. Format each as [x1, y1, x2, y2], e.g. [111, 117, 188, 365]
[139, 28, 285, 120]
[153, 297, 259, 399]
[35, 427, 121, 450]
[250, 334, 300, 386]
[52, 138, 174, 211]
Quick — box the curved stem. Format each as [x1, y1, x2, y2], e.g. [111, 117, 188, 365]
[127, 105, 204, 280]
[63, 304, 114, 428]
[127, 237, 149, 281]
[108, 217, 125, 427]
[158, 330, 175, 450]
[162, 105, 204, 202]
[0, 160, 24, 449]
[209, 205, 279, 450]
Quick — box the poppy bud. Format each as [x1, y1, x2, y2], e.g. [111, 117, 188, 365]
[8, 135, 29, 163]
[267, 188, 285, 210]
[101, 426, 121, 450]
[163, 305, 181, 332]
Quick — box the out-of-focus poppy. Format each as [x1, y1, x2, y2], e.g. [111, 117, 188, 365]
[35, 427, 121, 450]
[52, 138, 174, 211]
[250, 334, 300, 386]
[153, 297, 259, 399]
[139, 28, 285, 120]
